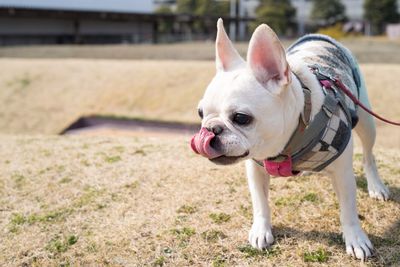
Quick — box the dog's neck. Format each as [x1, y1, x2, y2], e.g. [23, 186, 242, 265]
[267, 60, 325, 158]
[288, 58, 325, 118]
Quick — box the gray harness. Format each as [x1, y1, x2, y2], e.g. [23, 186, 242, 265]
[253, 34, 363, 176]
[255, 67, 357, 175]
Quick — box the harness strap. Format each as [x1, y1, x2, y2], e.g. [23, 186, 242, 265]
[253, 79, 312, 176]
[255, 70, 342, 177]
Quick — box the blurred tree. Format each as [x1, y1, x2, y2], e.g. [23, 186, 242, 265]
[176, 0, 197, 14]
[177, 0, 228, 16]
[195, 0, 229, 16]
[155, 5, 174, 34]
[253, 0, 296, 36]
[310, 0, 346, 27]
[364, 0, 399, 35]
[177, 0, 229, 33]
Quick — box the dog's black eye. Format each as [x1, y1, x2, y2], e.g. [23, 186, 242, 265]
[198, 108, 203, 119]
[232, 113, 252, 126]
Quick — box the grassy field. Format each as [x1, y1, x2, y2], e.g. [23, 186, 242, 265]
[0, 59, 399, 149]
[0, 40, 399, 266]
[0, 135, 399, 266]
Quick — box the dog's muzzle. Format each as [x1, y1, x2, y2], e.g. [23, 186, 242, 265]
[190, 127, 224, 159]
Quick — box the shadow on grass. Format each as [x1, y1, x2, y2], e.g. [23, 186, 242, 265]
[272, 225, 399, 265]
[355, 173, 400, 204]
[271, 176, 400, 265]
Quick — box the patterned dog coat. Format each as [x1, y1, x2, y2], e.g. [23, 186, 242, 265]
[255, 34, 361, 176]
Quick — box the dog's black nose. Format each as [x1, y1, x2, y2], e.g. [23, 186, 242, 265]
[211, 125, 224, 135]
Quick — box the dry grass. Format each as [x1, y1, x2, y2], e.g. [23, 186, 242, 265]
[0, 135, 399, 266]
[0, 42, 399, 266]
[2, 38, 400, 63]
[0, 59, 399, 149]
[0, 59, 213, 134]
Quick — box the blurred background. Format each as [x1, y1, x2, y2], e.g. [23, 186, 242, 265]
[0, 0, 400, 45]
[0, 0, 399, 144]
[1, 2, 400, 266]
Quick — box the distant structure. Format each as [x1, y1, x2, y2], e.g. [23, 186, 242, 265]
[2, 0, 400, 45]
[0, 0, 250, 45]
[0, 0, 165, 45]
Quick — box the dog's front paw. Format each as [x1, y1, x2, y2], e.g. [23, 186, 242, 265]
[248, 217, 274, 249]
[343, 225, 374, 261]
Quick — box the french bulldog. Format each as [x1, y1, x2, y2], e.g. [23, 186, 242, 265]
[190, 19, 390, 260]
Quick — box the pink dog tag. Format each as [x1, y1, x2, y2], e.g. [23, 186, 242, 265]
[263, 155, 299, 177]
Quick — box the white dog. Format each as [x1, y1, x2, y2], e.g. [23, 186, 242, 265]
[190, 19, 390, 260]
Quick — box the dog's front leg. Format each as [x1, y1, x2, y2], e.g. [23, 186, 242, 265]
[245, 159, 274, 249]
[326, 136, 373, 260]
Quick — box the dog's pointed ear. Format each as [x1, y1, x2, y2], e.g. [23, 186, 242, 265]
[247, 24, 291, 94]
[215, 18, 244, 72]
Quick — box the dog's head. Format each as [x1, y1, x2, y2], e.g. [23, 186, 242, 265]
[191, 19, 299, 165]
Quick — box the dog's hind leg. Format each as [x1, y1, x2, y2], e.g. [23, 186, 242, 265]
[354, 81, 390, 200]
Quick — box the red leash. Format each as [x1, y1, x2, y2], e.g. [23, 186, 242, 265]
[332, 78, 400, 126]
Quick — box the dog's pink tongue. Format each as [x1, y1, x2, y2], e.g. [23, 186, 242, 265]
[190, 127, 223, 159]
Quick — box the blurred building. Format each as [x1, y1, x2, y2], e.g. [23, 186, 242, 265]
[3, 0, 400, 45]
[0, 0, 159, 45]
[0, 0, 252, 45]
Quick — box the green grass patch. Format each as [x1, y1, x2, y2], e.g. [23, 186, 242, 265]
[276, 192, 319, 207]
[134, 149, 146, 156]
[10, 213, 26, 225]
[177, 205, 197, 214]
[18, 76, 31, 89]
[153, 256, 166, 266]
[12, 173, 26, 189]
[80, 159, 91, 166]
[28, 209, 70, 223]
[74, 187, 104, 208]
[356, 177, 368, 190]
[201, 230, 227, 242]
[303, 248, 330, 263]
[301, 192, 319, 203]
[59, 177, 72, 184]
[212, 255, 226, 267]
[209, 213, 231, 224]
[124, 181, 139, 189]
[9, 188, 104, 232]
[8, 73, 33, 90]
[275, 196, 297, 207]
[86, 242, 98, 253]
[104, 155, 122, 163]
[46, 234, 78, 254]
[238, 245, 280, 258]
[9, 208, 71, 231]
[171, 227, 196, 241]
